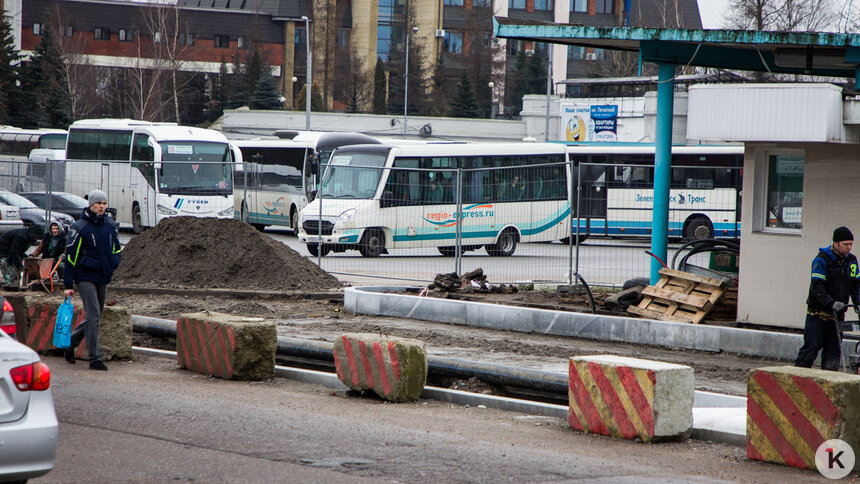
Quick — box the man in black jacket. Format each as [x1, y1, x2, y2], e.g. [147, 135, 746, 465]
[0, 224, 44, 284]
[63, 190, 122, 371]
[795, 226, 860, 371]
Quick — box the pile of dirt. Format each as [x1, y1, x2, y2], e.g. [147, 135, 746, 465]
[113, 217, 340, 291]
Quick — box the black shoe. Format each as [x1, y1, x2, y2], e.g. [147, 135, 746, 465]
[64, 348, 75, 364]
[89, 361, 108, 371]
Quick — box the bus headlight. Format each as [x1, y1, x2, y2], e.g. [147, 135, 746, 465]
[336, 209, 356, 225]
[218, 207, 234, 217]
[156, 204, 178, 216]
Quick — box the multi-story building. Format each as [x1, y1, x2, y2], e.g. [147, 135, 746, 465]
[5, 0, 701, 118]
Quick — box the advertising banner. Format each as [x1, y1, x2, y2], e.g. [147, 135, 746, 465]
[560, 102, 619, 142]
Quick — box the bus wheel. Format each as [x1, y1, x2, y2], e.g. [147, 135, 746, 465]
[438, 246, 456, 257]
[359, 230, 385, 258]
[290, 208, 299, 235]
[487, 229, 517, 257]
[132, 204, 143, 235]
[560, 234, 589, 244]
[307, 243, 330, 257]
[684, 217, 713, 241]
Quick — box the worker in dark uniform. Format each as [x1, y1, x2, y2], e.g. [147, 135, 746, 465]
[0, 224, 44, 284]
[795, 226, 860, 371]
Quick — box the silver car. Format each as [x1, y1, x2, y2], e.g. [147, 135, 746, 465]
[0, 202, 23, 234]
[0, 331, 57, 482]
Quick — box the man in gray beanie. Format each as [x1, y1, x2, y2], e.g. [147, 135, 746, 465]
[63, 189, 122, 370]
[795, 226, 860, 371]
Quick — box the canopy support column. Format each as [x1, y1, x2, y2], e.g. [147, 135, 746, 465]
[650, 63, 675, 284]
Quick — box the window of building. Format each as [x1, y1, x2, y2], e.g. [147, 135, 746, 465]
[444, 0, 464, 5]
[508, 39, 524, 56]
[534, 0, 551, 11]
[473, 0, 491, 6]
[238, 36, 245, 49]
[377, 25, 391, 61]
[759, 152, 804, 231]
[33, 23, 42, 36]
[214, 35, 230, 48]
[508, 0, 526, 9]
[154, 32, 162, 43]
[179, 33, 194, 46]
[568, 45, 584, 59]
[570, 0, 586, 12]
[94, 27, 110, 40]
[62, 26, 73, 37]
[595, 0, 614, 14]
[295, 28, 306, 46]
[443, 31, 463, 54]
[336, 29, 349, 49]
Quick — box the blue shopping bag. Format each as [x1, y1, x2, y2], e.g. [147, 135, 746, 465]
[52, 298, 73, 349]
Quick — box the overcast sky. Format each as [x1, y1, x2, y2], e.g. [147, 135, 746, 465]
[698, 0, 731, 29]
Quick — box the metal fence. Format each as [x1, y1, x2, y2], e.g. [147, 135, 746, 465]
[295, 161, 741, 287]
[1, 155, 740, 288]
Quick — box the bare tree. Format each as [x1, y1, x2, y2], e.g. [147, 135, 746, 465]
[140, 2, 194, 122]
[726, 0, 836, 31]
[333, 45, 371, 113]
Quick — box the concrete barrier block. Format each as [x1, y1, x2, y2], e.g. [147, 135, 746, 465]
[333, 333, 427, 402]
[176, 312, 276, 381]
[6, 295, 132, 360]
[747, 366, 860, 471]
[568, 355, 694, 442]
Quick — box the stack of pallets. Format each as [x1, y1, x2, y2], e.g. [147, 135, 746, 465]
[627, 268, 728, 324]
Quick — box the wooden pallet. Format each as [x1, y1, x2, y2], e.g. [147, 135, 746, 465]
[627, 268, 728, 324]
[709, 287, 738, 321]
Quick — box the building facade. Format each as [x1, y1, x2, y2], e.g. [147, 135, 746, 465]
[7, 0, 701, 117]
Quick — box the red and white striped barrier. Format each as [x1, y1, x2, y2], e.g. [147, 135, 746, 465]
[333, 333, 427, 402]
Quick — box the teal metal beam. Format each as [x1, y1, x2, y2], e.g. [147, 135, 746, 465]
[651, 63, 674, 285]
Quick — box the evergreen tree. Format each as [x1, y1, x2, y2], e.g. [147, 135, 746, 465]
[249, 70, 283, 110]
[0, 13, 21, 125]
[372, 58, 387, 115]
[245, 47, 264, 103]
[227, 55, 249, 108]
[508, 47, 548, 116]
[448, 73, 479, 118]
[22, 18, 72, 128]
[310, 82, 326, 112]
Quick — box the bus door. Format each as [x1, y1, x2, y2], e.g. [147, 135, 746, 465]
[573, 158, 607, 236]
[386, 158, 422, 249]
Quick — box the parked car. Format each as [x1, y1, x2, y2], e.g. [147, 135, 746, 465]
[0, 189, 74, 230]
[20, 191, 89, 221]
[0, 330, 57, 482]
[0, 202, 23, 234]
[0, 296, 16, 339]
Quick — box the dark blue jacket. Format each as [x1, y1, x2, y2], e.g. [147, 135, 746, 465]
[807, 246, 860, 314]
[63, 208, 122, 288]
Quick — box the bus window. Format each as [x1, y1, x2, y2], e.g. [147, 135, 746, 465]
[98, 131, 117, 160]
[132, 134, 154, 162]
[81, 131, 99, 160]
[114, 132, 132, 160]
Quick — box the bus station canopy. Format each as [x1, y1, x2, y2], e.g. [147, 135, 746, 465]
[493, 17, 860, 81]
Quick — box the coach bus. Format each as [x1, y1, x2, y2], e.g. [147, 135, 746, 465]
[0, 127, 67, 192]
[298, 142, 569, 257]
[232, 131, 379, 232]
[64, 119, 234, 233]
[567, 144, 744, 241]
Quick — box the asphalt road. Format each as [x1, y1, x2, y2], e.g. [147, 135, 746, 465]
[36, 353, 824, 483]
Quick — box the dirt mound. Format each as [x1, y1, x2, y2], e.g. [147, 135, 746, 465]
[113, 217, 340, 291]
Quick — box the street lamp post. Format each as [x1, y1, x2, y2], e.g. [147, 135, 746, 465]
[302, 16, 311, 131]
[291, 76, 297, 110]
[488, 81, 495, 118]
[403, 26, 418, 138]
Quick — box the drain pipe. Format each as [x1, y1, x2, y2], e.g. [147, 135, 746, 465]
[132, 316, 569, 396]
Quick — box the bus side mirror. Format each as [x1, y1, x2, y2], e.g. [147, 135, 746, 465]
[305, 157, 319, 177]
[381, 191, 394, 208]
[309, 189, 317, 201]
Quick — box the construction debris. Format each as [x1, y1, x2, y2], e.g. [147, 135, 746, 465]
[427, 268, 518, 294]
[627, 268, 727, 324]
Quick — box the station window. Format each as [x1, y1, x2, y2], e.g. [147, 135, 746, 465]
[753, 149, 804, 233]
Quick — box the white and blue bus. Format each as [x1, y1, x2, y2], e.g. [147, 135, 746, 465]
[298, 142, 569, 257]
[232, 131, 379, 232]
[0, 127, 67, 192]
[64, 119, 235, 233]
[568, 144, 744, 241]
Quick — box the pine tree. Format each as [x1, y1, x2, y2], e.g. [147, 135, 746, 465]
[448, 73, 478, 118]
[310, 82, 326, 112]
[249, 70, 283, 110]
[372, 58, 387, 114]
[23, 18, 72, 128]
[0, 13, 21, 125]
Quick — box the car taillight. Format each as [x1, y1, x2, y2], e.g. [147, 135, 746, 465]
[10, 361, 51, 391]
[0, 300, 15, 335]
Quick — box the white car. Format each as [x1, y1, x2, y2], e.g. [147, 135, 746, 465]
[0, 330, 57, 482]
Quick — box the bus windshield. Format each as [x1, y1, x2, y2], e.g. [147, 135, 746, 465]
[158, 141, 233, 195]
[319, 152, 387, 199]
